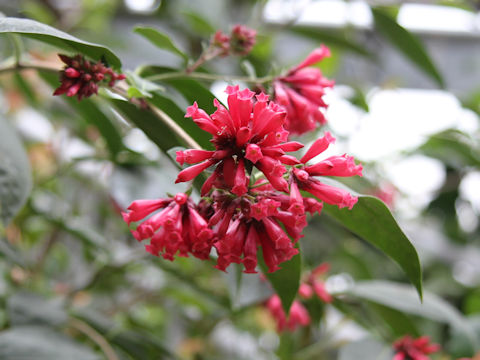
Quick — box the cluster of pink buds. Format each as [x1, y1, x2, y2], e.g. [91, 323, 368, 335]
[273, 45, 334, 135]
[266, 263, 333, 332]
[212, 24, 257, 57]
[393, 335, 440, 360]
[123, 84, 362, 273]
[54, 54, 125, 100]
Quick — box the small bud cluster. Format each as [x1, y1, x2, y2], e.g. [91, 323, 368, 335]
[212, 24, 257, 57]
[54, 54, 125, 100]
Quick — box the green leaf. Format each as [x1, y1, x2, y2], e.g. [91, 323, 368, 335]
[258, 247, 301, 314]
[134, 26, 188, 61]
[126, 71, 165, 99]
[148, 93, 214, 150]
[0, 326, 100, 360]
[322, 189, 422, 299]
[38, 70, 125, 159]
[182, 10, 216, 36]
[291, 27, 374, 58]
[0, 17, 121, 68]
[346, 280, 478, 351]
[371, 8, 444, 87]
[0, 115, 32, 226]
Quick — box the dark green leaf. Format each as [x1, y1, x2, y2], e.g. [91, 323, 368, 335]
[148, 93, 214, 150]
[322, 188, 422, 299]
[347, 280, 478, 351]
[291, 26, 374, 58]
[0, 326, 100, 360]
[371, 8, 444, 87]
[0, 115, 32, 226]
[0, 17, 121, 68]
[258, 247, 301, 314]
[134, 26, 188, 61]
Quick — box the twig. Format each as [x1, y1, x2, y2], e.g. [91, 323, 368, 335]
[146, 71, 275, 84]
[69, 318, 120, 360]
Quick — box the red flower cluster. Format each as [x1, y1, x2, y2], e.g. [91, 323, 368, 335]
[393, 335, 440, 360]
[54, 54, 125, 100]
[124, 85, 361, 273]
[212, 25, 256, 57]
[273, 45, 334, 134]
[266, 263, 333, 332]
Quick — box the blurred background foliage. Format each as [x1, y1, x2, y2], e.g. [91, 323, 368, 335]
[0, 0, 479, 359]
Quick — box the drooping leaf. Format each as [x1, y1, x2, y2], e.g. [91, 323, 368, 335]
[0, 17, 121, 68]
[0, 326, 100, 360]
[346, 280, 479, 351]
[134, 26, 188, 61]
[371, 8, 444, 87]
[258, 247, 302, 314]
[321, 185, 422, 299]
[0, 114, 32, 226]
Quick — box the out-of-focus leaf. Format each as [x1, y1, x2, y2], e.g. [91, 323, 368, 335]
[372, 304, 420, 338]
[13, 72, 38, 107]
[291, 27, 374, 58]
[0, 325, 100, 360]
[338, 338, 393, 360]
[0, 17, 121, 68]
[0, 237, 25, 266]
[126, 72, 164, 99]
[349, 86, 369, 112]
[148, 93, 213, 150]
[346, 280, 478, 351]
[182, 10, 216, 36]
[320, 181, 422, 299]
[415, 129, 480, 169]
[137, 66, 219, 114]
[109, 98, 180, 154]
[258, 247, 301, 314]
[134, 26, 188, 61]
[224, 265, 271, 310]
[371, 8, 444, 87]
[39, 70, 126, 159]
[7, 292, 67, 327]
[0, 115, 32, 226]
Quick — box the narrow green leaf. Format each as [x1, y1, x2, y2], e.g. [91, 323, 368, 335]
[0, 114, 32, 226]
[346, 280, 478, 351]
[291, 26, 374, 58]
[258, 247, 301, 314]
[134, 26, 188, 61]
[319, 181, 422, 299]
[182, 10, 216, 36]
[0, 17, 121, 68]
[371, 8, 444, 87]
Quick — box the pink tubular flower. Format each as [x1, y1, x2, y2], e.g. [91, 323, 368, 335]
[53, 54, 125, 100]
[122, 193, 214, 261]
[291, 132, 362, 210]
[176, 85, 302, 195]
[266, 295, 310, 332]
[393, 335, 440, 360]
[273, 45, 334, 135]
[229, 24, 256, 56]
[202, 188, 304, 274]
